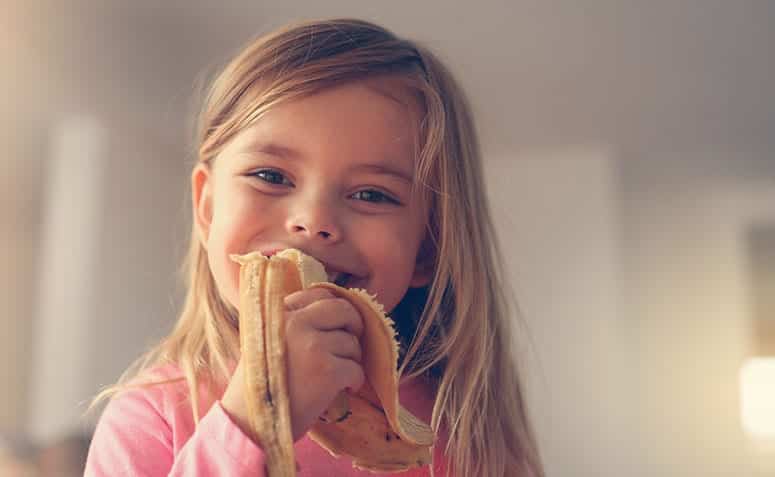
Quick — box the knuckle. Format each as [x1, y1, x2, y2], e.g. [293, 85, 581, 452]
[334, 299, 360, 322]
[284, 291, 308, 311]
[319, 356, 338, 377]
[284, 311, 299, 332]
[311, 288, 335, 300]
[334, 297, 354, 311]
[303, 333, 324, 355]
[285, 310, 311, 336]
[350, 336, 363, 360]
[348, 362, 365, 389]
[344, 330, 360, 349]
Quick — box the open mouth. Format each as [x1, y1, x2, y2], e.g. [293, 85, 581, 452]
[327, 270, 353, 287]
[257, 247, 358, 287]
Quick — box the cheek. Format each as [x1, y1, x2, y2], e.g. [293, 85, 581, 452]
[212, 185, 277, 251]
[364, 227, 413, 259]
[366, 228, 422, 285]
[204, 224, 241, 309]
[206, 191, 272, 308]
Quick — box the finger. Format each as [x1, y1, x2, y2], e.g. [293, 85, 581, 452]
[320, 330, 362, 363]
[284, 288, 336, 311]
[332, 357, 365, 392]
[291, 298, 364, 338]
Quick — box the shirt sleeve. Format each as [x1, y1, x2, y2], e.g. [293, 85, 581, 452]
[85, 389, 267, 476]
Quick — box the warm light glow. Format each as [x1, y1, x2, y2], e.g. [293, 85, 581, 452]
[741, 358, 775, 439]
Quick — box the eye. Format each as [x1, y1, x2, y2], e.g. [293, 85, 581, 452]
[251, 169, 293, 186]
[350, 189, 400, 205]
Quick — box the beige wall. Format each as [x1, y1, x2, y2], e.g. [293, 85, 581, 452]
[0, 115, 188, 440]
[25, 117, 187, 441]
[1, 140, 43, 433]
[486, 149, 636, 477]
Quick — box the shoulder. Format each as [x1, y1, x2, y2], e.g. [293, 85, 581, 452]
[100, 363, 189, 429]
[125, 362, 187, 404]
[92, 363, 196, 450]
[87, 364, 189, 474]
[130, 362, 186, 384]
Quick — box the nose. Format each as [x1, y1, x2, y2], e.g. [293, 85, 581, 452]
[285, 196, 343, 242]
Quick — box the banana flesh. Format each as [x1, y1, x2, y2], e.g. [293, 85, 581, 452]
[232, 249, 434, 474]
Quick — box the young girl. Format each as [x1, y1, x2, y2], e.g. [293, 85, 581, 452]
[85, 18, 544, 477]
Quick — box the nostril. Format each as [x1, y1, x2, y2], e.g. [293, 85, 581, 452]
[289, 223, 335, 239]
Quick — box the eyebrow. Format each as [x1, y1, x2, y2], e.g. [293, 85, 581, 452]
[253, 142, 302, 159]
[250, 141, 414, 184]
[352, 163, 413, 184]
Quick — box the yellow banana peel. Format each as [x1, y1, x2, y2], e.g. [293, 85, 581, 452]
[231, 249, 434, 474]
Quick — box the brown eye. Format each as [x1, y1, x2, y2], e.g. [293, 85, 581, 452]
[351, 189, 400, 205]
[252, 169, 293, 186]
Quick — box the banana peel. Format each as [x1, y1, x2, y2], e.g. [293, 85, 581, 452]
[231, 249, 434, 474]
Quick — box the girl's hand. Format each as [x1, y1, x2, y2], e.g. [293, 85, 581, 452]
[221, 288, 365, 443]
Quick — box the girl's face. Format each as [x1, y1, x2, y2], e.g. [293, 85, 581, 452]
[192, 78, 432, 314]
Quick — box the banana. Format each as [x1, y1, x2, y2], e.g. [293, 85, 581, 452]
[233, 252, 299, 476]
[231, 249, 434, 474]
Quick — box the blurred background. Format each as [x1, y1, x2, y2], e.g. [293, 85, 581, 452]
[2, 1, 774, 476]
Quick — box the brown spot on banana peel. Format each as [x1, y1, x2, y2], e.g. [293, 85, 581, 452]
[261, 258, 299, 473]
[235, 253, 298, 477]
[325, 389, 351, 423]
[336, 410, 353, 423]
[306, 282, 434, 472]
[307, 283, 434, 446]
[309, 387, 432, 472]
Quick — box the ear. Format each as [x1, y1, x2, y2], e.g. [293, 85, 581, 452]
[191, 163, 213, 247]
[409, 238, 435, 287]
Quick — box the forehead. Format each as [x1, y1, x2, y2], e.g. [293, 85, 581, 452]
[221, 77, 422, 168]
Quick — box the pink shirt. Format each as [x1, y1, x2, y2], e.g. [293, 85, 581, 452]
[85, 364, 449, 476]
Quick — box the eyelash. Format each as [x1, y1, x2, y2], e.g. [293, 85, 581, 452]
[249, 169, 401, 205]
[252, 169, 291, 186]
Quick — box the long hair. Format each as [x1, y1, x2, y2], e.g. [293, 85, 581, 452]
[92, 18, 543, 477]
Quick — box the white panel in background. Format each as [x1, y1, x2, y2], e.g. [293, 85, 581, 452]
[485, 148, 635, 477]
[28, 116, 106, 442]
[741, 357, 775, 440]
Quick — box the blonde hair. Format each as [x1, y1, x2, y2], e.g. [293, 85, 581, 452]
[93, 18, 544, 477]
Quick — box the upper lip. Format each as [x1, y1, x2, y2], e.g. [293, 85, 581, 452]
[258, 245, 363, 278]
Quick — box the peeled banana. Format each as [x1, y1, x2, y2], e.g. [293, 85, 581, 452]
[231, 249, 434, 474]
